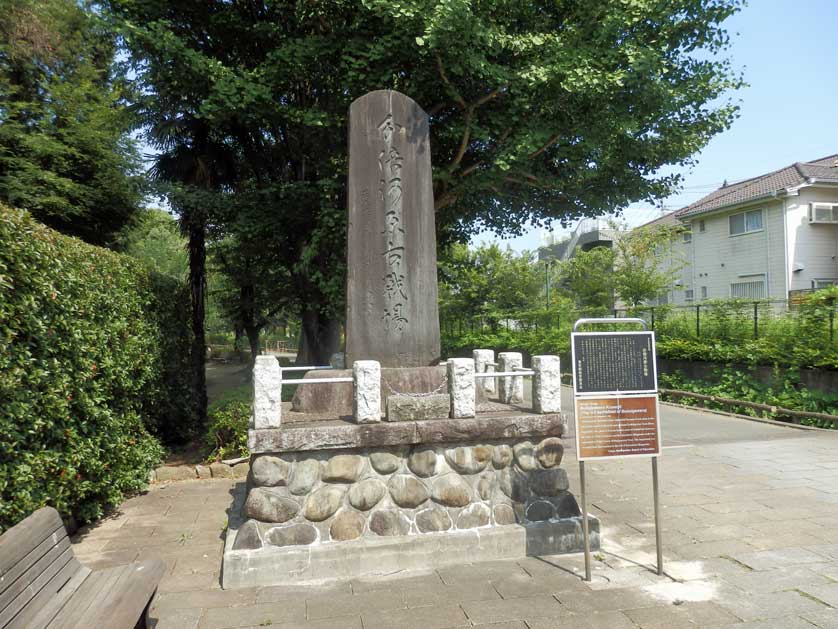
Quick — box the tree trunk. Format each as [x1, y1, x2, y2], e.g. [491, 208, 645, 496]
[245, 324, 261, 369]
[296, 308, 341, 366]
[188, 213, 208, 429]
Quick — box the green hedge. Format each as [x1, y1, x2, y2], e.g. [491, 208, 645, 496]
[0, 207, 194, 531]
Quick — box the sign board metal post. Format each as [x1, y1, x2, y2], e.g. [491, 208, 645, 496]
[571, 318, 663, 580]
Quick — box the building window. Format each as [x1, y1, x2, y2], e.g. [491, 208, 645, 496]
[682, 230, 692, 243]
[698, 220, 706, 232]
[656, 293, 669, 306]
[731, 274, 766, 299]
[729, 209, 764, 236]
[684, 289, 694, 301]
[809, 203, 838, 223]
[814, 279, 838, 289]
[701, 286, 708, 299]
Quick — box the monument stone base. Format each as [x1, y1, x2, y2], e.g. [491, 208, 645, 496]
[222, 412, 599, 589]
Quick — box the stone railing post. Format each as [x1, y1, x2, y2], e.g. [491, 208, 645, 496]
[447, 358, 476, 418]
[353, 360, 381, 423]
[498, 352, 523, 404]
[473, 349, 495, 394]
[253, 355, 282, 429]
[532, 355, 561, 413]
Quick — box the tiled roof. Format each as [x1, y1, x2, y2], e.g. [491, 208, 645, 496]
[637, 211, 680, 229]
[676, 155, 838, 218]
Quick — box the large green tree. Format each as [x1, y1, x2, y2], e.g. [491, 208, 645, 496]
[108, 0, 742, 362]
[0, 0, 143, 246]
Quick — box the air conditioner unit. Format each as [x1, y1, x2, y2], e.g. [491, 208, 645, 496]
[809, 203, 838, 223]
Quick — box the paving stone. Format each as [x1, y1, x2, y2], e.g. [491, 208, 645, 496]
[256, 583, 352, 603]
[362, 603, 468, 629]
[402, 579, 499, 607]
[156, 466, 197, 482]
[801, 609, 838, 629]
[555, 587, 657, 612]
[152, 587, 257, 611]
[624, 601, 741, 628]
[723, 566, 829, 593]
[148, 606, 202, 629]
[526, 610, 636, 629]
[272, 617, 363, 629]
[461, 595, 569, 624]
[730, 547, 829, 570]
[799, 582, 838, 608]
[492, 572, 584, 599]
[715, 589, 827, 622]
[200, 600, 306, 628]
[306, 589, 405, 620]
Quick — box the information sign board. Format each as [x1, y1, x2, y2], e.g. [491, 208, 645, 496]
[572, 331, 657, 395]
[574, 395, 661, 461]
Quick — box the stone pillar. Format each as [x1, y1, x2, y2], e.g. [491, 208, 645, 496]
[473, 349, 496, 394]
[532, 355, 561, 413]
[447, 358, 476, 418]
[498, 352, 523, 405]
[353, 360, 381, 423]
[253, 355, 282, 429]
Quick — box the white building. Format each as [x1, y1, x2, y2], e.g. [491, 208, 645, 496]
[651, 155, 838, 305]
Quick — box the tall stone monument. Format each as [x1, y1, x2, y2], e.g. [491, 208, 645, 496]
[345, 90, 441, 368]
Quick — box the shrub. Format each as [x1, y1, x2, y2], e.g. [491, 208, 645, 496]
[0, 207, 193, 531]
[204, 385, 250, 462]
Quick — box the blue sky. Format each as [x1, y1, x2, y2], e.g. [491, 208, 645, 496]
[475, 0, 838, 252]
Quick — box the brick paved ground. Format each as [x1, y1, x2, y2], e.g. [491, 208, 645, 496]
[72, 399, 838, 629]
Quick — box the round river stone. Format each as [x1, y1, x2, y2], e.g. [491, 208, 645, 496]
[476, 473, 496, 500]
[370, 451, 401, 474]
[530, 469, 570, 497]
[289, 458, 320, 495]
[369, 509, 410, 536]
[552, 493, 581, 518]
[244, 488, 300, 523]
[330, 509, 366, 541]
[513, 441, 537, 471]
[526, 500, 555, 522]
[498, 467, 529, 502]
[304, 485, 346, 521]
[431, 474, 472, 507]
[407, 447, 438, 477]
[457, 503, 491, 529]
[232, 519, 263, 550]
[493, 504, 516, 525]
[348, 479, 386, 511]
[265, 522, 317, 547]
[322, 454, 364, 483]
[535, 438, 564, 468]
[415, 506, 452, 533]
[492, 445, 513, 469]
[444, 446, 490, 474]
[250, 455, 290, 487]
[388, 474, 430, 508]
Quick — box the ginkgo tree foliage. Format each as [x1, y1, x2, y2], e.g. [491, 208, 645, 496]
[107, 0, 743, 363]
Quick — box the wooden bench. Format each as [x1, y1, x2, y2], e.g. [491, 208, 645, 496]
[0, 507, 165, 628]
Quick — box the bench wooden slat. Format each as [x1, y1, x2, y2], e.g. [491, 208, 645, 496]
[0, 527, 65, 600]
[21, 565, 91, 629]
[4, 558, 81, 629]
[0, 509, 65, 581]
[40, 566, 112, 629]
[53, 560, 165, 629]
[0, 535, 71, 609]
[0, 547, 78, 628]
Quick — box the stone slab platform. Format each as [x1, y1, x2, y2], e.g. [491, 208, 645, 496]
[222, 516, 600, 589]
[248, 412, 566, 454]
